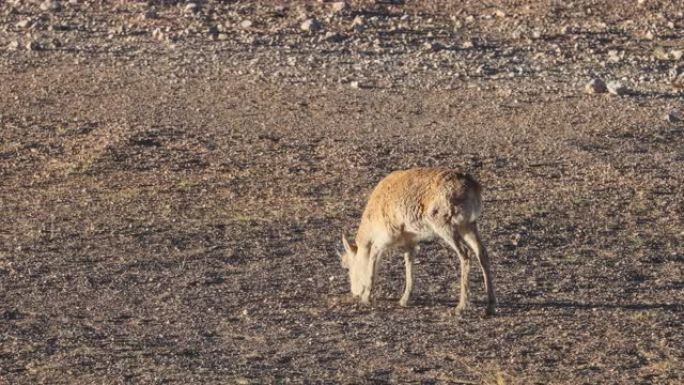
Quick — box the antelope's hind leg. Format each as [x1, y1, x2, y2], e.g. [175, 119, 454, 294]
[459, 223, 496, 315]
[399, 249, 415, 307]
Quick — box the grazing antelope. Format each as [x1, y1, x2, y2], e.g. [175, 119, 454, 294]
[340, 168, 496, 315]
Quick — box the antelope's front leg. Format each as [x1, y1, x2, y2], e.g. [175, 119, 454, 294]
[360, 248, 382, 305]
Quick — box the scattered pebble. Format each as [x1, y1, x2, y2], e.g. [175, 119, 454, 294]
[665, 109, 682, 123]
[608, 50, 622, 63]
[40, 1, 61, 12]
[607, 81, 629, 96]
[15, 19, 31, 29]
[653, 47, 669, 60]
[585, 78, 608, 94]
[26, 40, 41, 51]
[184, 3, 199, 14]
[0, 0, 679, 97]
[141, 9, 158, 20]
[300, 18, 322, 33]
[351, 16, 365, 31]
[671, 50, 683, 61]
[423, 42, 444, 51]
[331, 2, 347, 14]
[324, 31, 345, 43]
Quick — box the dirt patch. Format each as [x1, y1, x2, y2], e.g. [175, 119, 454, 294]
[1, 1, 683, 384]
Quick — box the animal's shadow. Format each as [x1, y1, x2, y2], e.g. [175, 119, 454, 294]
[409, 297, 682, 313]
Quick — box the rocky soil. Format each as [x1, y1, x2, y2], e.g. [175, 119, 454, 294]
[1, 1, 683, 384]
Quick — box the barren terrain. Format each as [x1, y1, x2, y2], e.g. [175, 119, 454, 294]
[1, 1, 683, 384]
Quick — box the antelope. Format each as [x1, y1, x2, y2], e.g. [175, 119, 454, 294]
[340, 168, 496, 315]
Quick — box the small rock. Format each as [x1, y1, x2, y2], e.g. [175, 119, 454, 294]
[350, 80, 360, 89]
[671, 50, 683, 61]
[207, 25, 219, 37]
[152, 28, 164, 40]
[351, 16, 365, 31]
[331, 1, 347, 14]
[423, 41, 444, 51]
[606, 81, 629, 96]
[40, 0, 61, 12]
[26, 40, 41, 51]
[665, 109, 682, 123]
[184, 3, 199, 14]
[462, 40, 474, 49]
[643, 30, 655, 40]
[608, 50, 622, 62]
[671, 66, 684, 88]
[141, 9, 158, 20]
[585, 78, 607, 94]
[301, 18, 321, 32]
[476, 64, 495, 76]
[240, 19, 253, 29]
[8, 41, 20, 51]
[653, 47, 669, 60]
[324, 31, 345, 43]
[272, 5, 287, 17]
[15, 19, 31, 29]
[218, 33, 229, 41]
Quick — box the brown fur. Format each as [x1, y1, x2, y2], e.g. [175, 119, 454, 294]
[341, 168, 496, 315]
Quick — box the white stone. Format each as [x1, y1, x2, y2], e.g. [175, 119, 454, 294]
[352, 16, 364, 28]
[331, 2, 347, 13]
[40, 1, 61, 12]
[16, 19, 31, 29]
[606, 81, 629, 96]
[301, 18, 322, 32]
[26, 40, 41, 51]
[184, 3, 198, 13]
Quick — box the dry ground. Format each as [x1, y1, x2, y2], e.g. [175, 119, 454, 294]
[1, 1, 683, 384]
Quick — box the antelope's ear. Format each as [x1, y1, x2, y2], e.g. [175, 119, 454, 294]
[342, 235, 357, 255]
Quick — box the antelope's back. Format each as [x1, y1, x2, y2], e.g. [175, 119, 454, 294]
[364, 168, 481, 225]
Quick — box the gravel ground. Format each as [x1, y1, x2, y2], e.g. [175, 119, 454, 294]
[1, 1, 683, 384]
